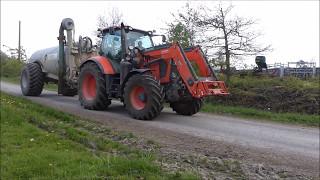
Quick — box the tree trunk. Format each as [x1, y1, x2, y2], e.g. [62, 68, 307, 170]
[222, 27, 230, 84]
[225, 47, 230, 84]
[220, 8, 231, 85]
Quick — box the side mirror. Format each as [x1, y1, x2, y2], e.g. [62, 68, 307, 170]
[162, 35, 166, 42]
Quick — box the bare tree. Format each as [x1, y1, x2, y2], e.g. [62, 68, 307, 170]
[195, 4, 272, 82]
[97, 8, 123, 29]
[168, 3, 271, 83]
[95, 8, 123, 44]
[2, 44, 27, 61]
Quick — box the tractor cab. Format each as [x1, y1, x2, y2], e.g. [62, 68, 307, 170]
[97, 25, 166, 73]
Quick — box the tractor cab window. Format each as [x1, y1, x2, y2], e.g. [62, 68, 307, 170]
[100, 30, 154, 60]
[127, 31, 153, 50]
[101, 31, 122, 61]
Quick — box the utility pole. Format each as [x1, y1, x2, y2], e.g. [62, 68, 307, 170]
[18, 20, 21, 61]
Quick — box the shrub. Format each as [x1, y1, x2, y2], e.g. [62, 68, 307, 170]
[209, 74, 320, 114]
[1, 59, 25, 78]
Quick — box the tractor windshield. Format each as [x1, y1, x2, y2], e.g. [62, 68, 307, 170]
[100, 30, 154, 61]
[127, 31, 153, 50]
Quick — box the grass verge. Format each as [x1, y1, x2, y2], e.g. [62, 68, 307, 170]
[1, 76, 57, 91]
[0, 92, 197, 179]
[202, 103, 319, 127]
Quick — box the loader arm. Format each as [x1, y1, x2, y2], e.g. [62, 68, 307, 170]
[184, 46, 217, 80]
[142, 43, 229, 98]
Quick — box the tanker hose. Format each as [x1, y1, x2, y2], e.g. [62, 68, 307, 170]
[58, 18, 74, 94]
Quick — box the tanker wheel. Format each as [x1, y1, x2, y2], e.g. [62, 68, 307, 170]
[170, 98, 203, 116]
[78, 62, 110, 110]
[124, 74, 164, 120]
[20, 63, 44, 96]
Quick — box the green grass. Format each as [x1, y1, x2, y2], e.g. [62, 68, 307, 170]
[1, 76, 20, 84]
[43, 82, 58, 91]
[202, 103, 319, 127]
[214, 74, 319, 115]
[1, 58, 57, 91]
[220, 74, 320, 91]
[0, 92, 198, 179]
[1, 76, 58, 91]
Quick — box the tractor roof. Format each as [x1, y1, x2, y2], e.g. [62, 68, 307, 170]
[98, 25, 152, 36]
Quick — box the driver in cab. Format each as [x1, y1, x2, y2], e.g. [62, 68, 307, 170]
[137, 41, 144, 50]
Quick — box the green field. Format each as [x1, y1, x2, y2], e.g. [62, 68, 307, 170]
[0, 92, 197, 179]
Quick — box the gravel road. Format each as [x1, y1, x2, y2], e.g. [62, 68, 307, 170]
[1, 81, 319, 178]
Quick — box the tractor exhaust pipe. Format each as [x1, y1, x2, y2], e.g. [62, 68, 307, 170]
[58, 18, 74, 94]
[120, 22, 129, 60]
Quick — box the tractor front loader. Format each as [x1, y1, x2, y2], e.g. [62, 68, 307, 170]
[21, 18, 228, 120]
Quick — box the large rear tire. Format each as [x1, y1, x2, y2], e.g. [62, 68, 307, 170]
[20, 63, 44, 96]
[124, 74, 164, 120]
[170, 98, 203, 116]
[78, 62, 110, 110]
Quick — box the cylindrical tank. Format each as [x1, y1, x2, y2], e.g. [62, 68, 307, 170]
[29, 46, 70, 79]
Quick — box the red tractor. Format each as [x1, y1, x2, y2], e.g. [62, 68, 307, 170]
[78, 23, 228, 120]
[21, 18, 228, 120]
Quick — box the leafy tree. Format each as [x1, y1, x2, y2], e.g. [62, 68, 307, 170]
[166, 3, 200, 48]
[0, 50, 9, 62]
[167, 22, 191, 48]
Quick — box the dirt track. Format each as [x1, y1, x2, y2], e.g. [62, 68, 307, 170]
[1, 81, 319, 179]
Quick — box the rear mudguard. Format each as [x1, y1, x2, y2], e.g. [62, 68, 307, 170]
[80, 56, 116, 75]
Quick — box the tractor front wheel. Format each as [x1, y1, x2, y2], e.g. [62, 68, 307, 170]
[124, 74, 164, 120]
[78, 62, 110, 110]
[170, 98, 203, 116]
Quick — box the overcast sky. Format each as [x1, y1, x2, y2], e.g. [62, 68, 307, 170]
[1, 1, 319, 67]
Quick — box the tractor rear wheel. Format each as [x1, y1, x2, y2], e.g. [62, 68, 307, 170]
[20, 63, 44, 96]
[170, 98, 203, 116]
[124, 74, 164, 120]
[78, 62, 110, 110]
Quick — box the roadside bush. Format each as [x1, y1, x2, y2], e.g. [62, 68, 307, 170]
[0, 59, 25, 78]
[208, 75, 320, 115]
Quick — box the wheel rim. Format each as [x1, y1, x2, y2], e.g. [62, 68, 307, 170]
[130, 86, 146, 110]
[21, 70, 28, 89]
[82, 73, 96, 100]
